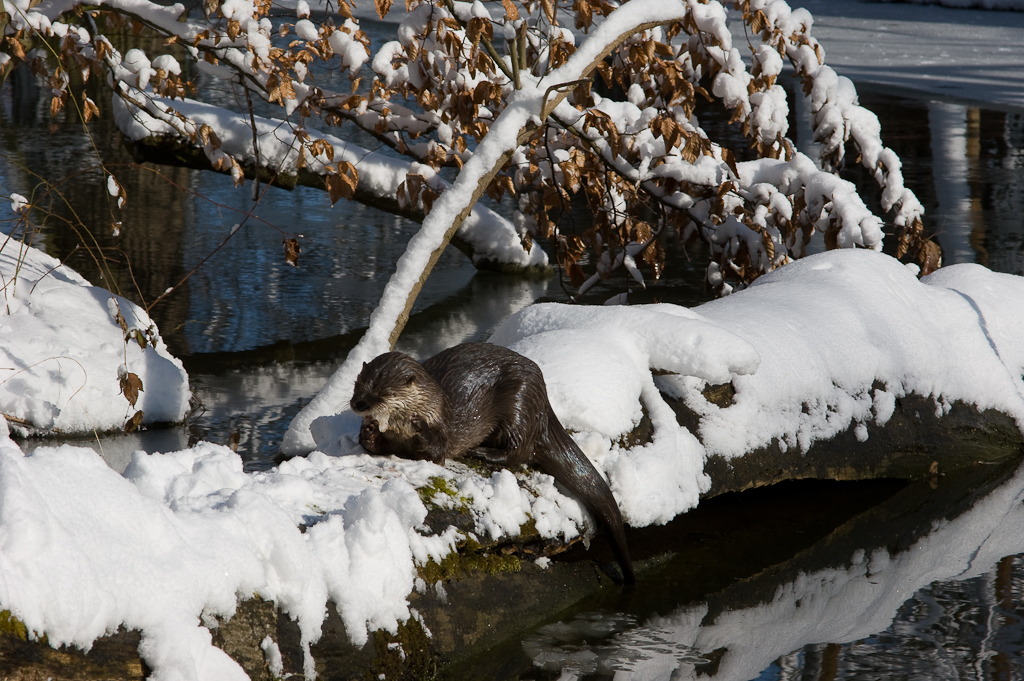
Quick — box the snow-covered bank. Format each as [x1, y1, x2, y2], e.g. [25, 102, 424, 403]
[800, 0, 1024, 109]
[3, 250, 1024, 679]
[0, 428, 436, 680]
[0, 417, 592, 680]
[0, 237, 190, 435]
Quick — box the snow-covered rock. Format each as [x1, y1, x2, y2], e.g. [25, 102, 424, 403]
[0, 238, 190, 434]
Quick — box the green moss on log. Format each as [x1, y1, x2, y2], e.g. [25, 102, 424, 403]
[416, 535, 523, 584]
[416, 476, 471, 514]
[367, 617, 437, 681]
[0, 610, 27, 640]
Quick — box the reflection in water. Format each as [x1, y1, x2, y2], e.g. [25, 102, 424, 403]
[523, 612, 708, 677]
[975, 110, 1024, 276]
[929, 101, 976, 265]
[517, 462, 1024, 681]
[926, 101, 1024, 275]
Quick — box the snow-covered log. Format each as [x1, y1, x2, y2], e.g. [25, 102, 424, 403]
[115, 96, 549, 273]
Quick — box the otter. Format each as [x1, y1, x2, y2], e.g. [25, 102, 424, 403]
[350, 343, 636, 585]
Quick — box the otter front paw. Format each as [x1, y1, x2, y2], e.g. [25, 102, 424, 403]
[411, 416, 446, 464]
[358, 418, 382, 454]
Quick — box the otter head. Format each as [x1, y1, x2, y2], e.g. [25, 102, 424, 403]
[350, 352, 443, 437]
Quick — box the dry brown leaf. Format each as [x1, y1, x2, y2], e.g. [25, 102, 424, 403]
[559, 161, 580, 193]
[283, 237, 302, 266]
[680, 133, 701, 164]
[918, 240, 942, 275]
[119, 371, 144, 408]
[721, 147, 739, 178]
[338, 161, 358, 194]
[82, 94, 100, 122]
[540, 0, 555, 23]
[49, 94, 64, 117]
[325, 174, 344, 205]
[472, 80, 494, 105]
[6, 36, 26, 60]
[466, 16, 492, 47]
[501, 0, 520, 20]
[124, 410, 144, 434]
[573, 0, 592, 30]
[749, 9, 767, 33]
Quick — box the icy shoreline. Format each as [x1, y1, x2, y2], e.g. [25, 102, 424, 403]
[802, 0, 1024, 110]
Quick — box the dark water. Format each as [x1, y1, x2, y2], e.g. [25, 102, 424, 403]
[484, 460, 1024, 681]
[2, 15, 1024, 679]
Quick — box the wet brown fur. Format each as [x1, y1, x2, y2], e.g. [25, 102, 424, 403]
[350, 343, 635, 584]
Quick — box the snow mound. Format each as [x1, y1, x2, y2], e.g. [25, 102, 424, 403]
[686, 250, 1024, 457]
[0, 430, 457, 680]
[0, 238, 190, 434]
[0, 423, 607, 679]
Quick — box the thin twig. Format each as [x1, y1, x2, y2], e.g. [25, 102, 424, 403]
[243, 82, 262, 199]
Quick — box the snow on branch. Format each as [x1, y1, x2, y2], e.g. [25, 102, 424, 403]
[4, 0, 948, 449]
[3, 0, 939, 292]
[114, 91, 546, 270]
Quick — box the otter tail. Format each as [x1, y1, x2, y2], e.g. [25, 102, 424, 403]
[538, 414, 636, 585]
